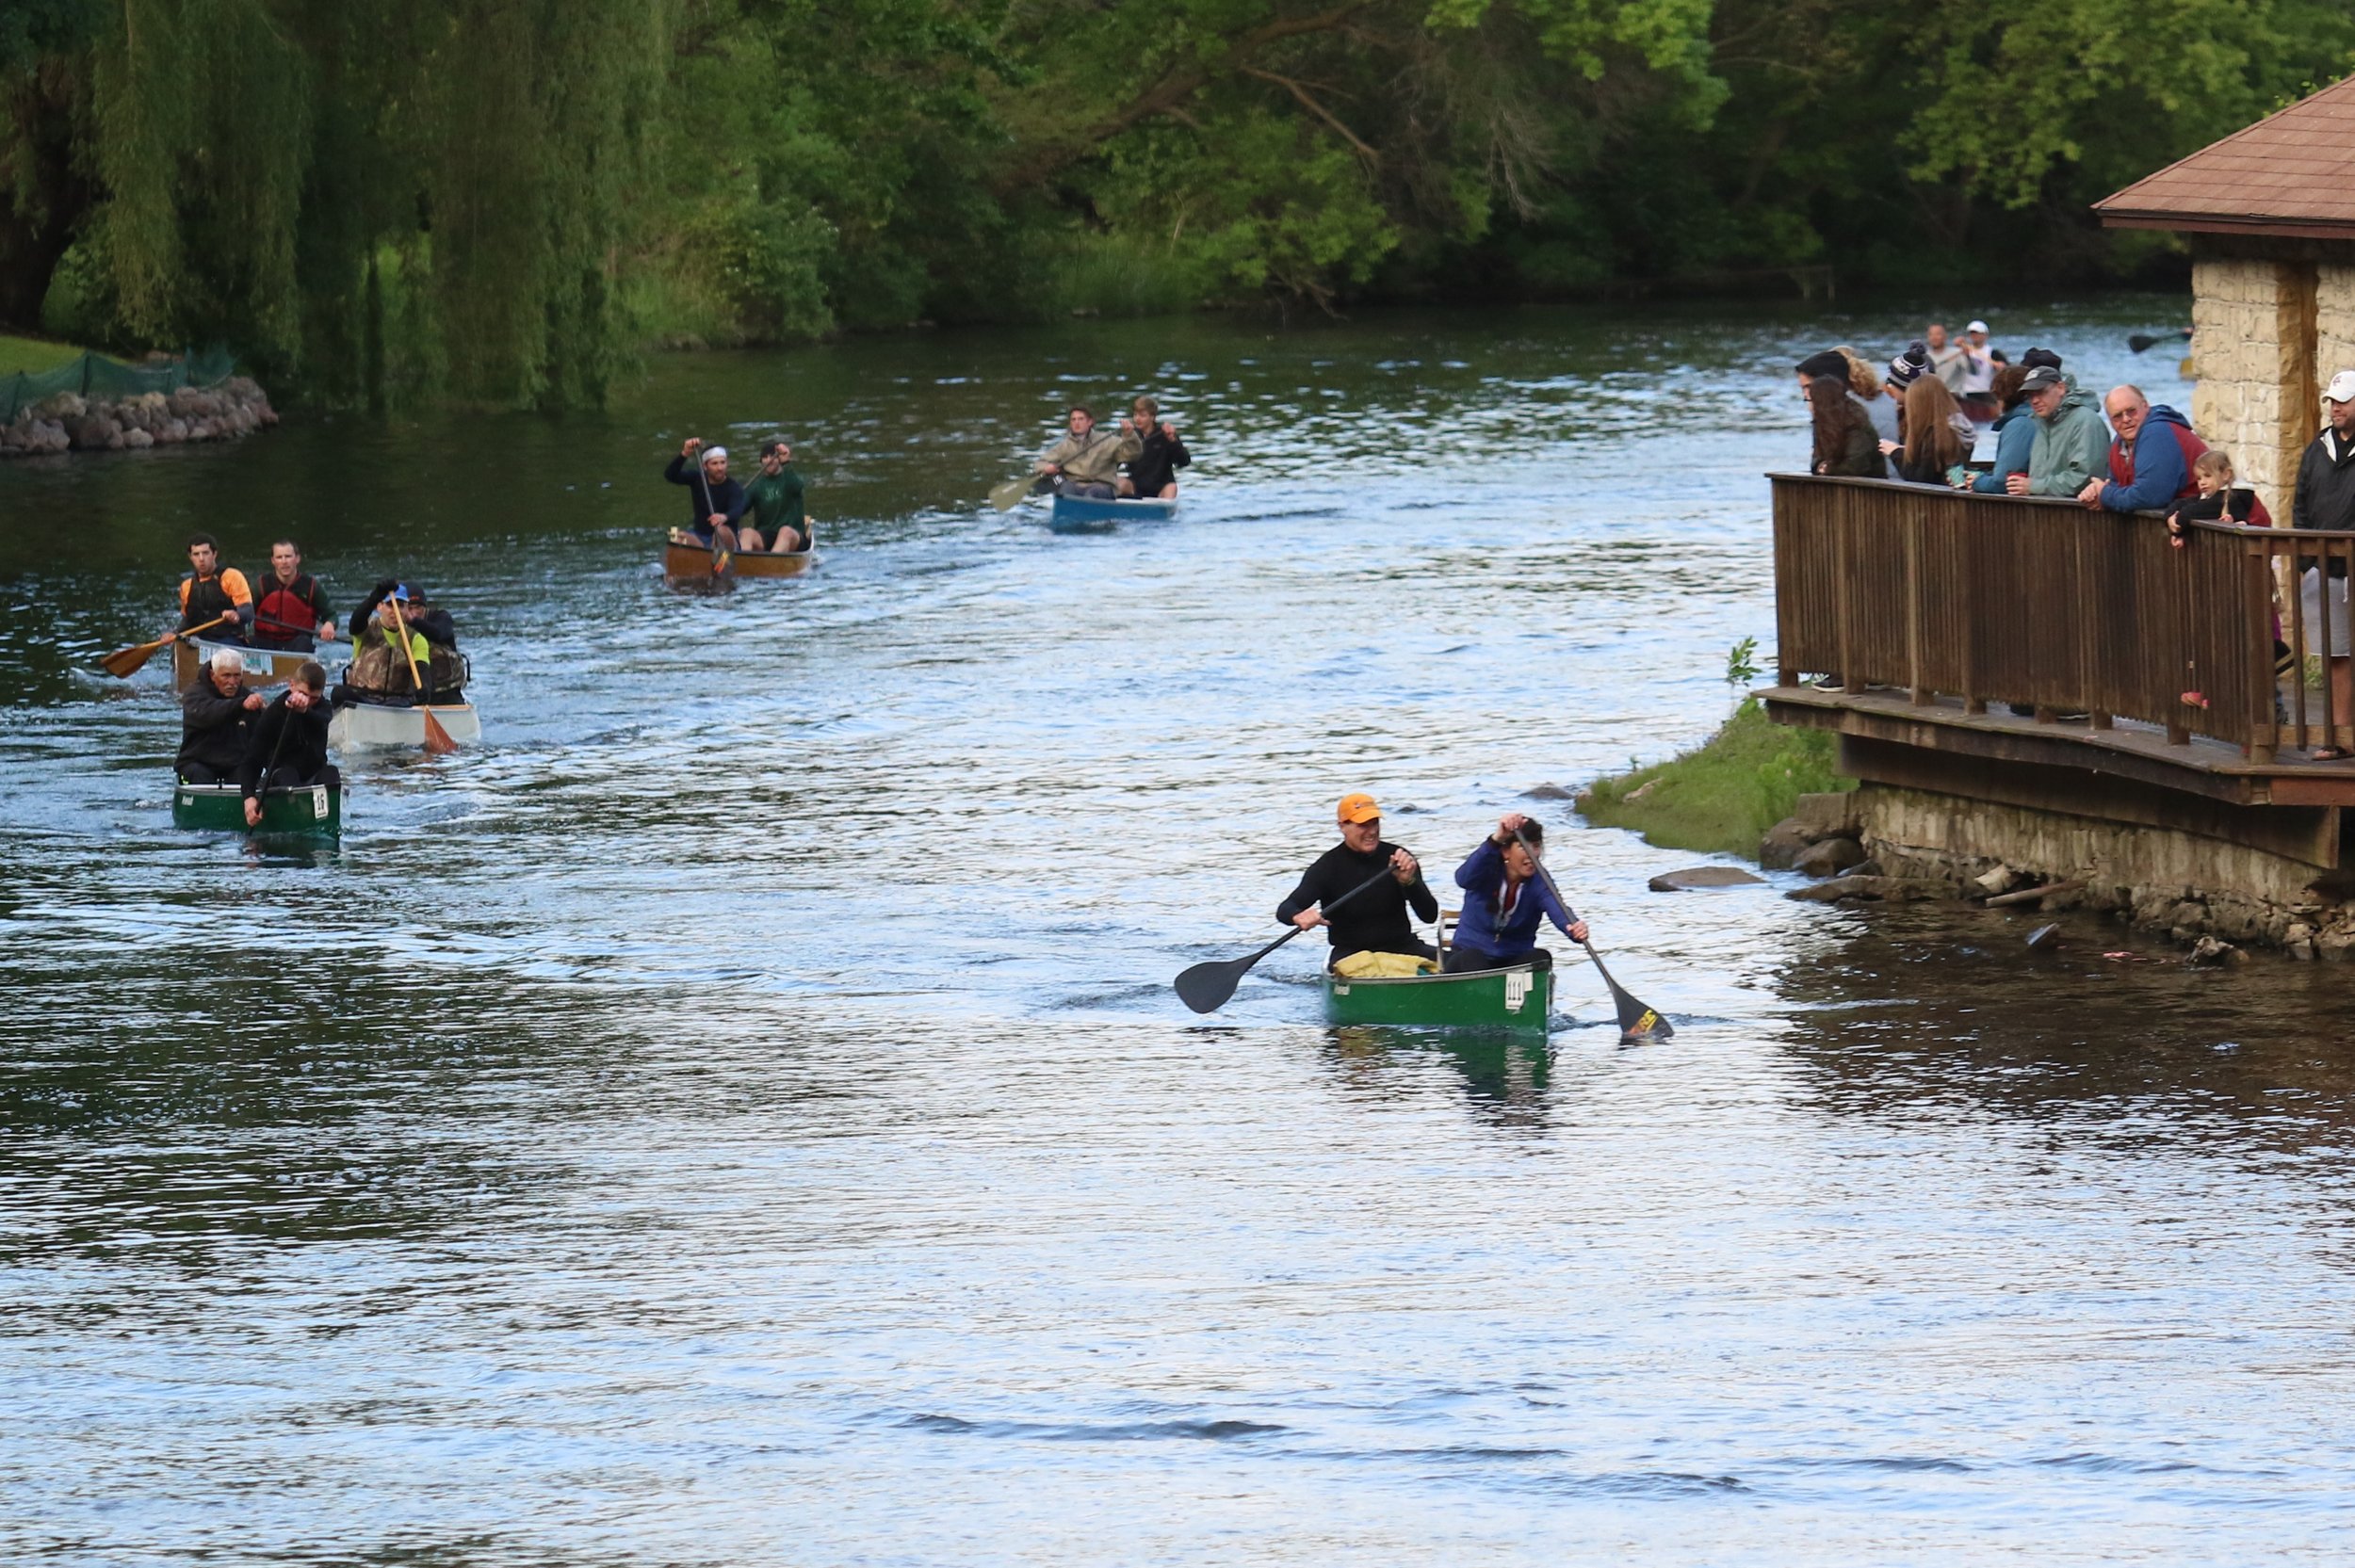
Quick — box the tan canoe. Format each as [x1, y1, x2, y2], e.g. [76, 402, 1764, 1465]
[662, 528, 816, 580]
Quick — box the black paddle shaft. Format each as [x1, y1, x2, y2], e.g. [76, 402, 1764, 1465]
[1512, 828, 1673, 1041]
[1174, 859, 1411, 1014]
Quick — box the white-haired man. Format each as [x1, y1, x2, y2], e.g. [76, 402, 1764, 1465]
[663, 437, 748, 549]
[177, 647, 266, 783]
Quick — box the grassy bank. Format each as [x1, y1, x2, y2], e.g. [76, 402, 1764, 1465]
[0, 333, 89, 376]
[1577, 700, 1851, 858]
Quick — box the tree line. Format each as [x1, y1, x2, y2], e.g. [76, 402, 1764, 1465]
[4, 0, 2349, 408]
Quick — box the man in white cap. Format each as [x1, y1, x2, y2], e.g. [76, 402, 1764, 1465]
[1958, 320, 1997, 415]
[663, 437, 748, 549]
[2291, 370, 2355, 757]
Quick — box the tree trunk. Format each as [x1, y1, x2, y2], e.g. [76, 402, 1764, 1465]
[0, 64, 95, 332]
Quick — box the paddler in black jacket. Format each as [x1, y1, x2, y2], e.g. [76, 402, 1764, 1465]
[238, 661, 337, 824]
[1118, 395, 1190, 499]
[1276, 792, 1439, 964]
[177, 648, 266, 783]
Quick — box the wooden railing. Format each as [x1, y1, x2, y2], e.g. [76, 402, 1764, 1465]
[1771, 475, 2355, 763]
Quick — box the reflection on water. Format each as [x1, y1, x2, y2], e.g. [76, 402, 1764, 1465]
[11, 299, 2355, 1563]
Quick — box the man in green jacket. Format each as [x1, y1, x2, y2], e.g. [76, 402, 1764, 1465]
[741, 439, 809, 553]
[2006, 366, 2108, 499]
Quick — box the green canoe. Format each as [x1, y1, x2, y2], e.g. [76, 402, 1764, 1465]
[171, 779, 342, 838]
[1321, 962, 1552, 1033]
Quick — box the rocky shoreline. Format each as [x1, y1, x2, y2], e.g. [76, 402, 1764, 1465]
[1, 378, 277, 458]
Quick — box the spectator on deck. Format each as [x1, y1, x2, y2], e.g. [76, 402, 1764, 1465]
[1957, 321, 1998, 418]
[1926, 323, 1970, 396]
[2167, 449, 2271, 545]
[1836, 347, 1899, 443]
[2077, 384, 2206, 512]
[1885, 378, 1968, 485]
[2292, 371, 2355, 757]
[2006, 366, 2107, 499]
[1808, 375, 1884, 477]
[1969, 364, 2037, 493]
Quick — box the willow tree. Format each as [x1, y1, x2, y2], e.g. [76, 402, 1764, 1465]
[65, 0, 664, 407]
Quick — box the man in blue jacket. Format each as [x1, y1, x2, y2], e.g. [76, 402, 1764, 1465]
[1445, 814, 1589, 974]
[2078, 384, 2205, 512]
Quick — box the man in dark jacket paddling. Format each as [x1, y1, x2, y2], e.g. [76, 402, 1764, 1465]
[665, 438, 748, 547]
[1276, 792, 1439, 965]
[178, 648, 266, 783]
[239, 661, 337, 825]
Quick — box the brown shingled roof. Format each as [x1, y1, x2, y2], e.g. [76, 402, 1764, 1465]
[2095, 74, 2355, 239]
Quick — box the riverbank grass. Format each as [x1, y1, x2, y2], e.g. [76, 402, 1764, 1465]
[1, 333, 88, 376]
[1578, 699, 1851, 856]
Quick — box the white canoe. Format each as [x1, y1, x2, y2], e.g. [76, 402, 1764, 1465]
[329, 702, 483, 750]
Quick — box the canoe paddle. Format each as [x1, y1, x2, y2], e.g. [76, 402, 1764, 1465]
[989, 472, 1048, 511]
[688, 442, 733, 576]
[2127, 328, 2191, 354]
[1514, 828, 1672, 1043]
[101, 612, 231, 678]
[385, 597, 458, 755]
[1175, 862, 1404, 1015]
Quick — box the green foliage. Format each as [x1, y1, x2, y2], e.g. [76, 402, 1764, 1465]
[1578, 698, 1852, 856]
[8, 0, 2355, 405]
[1724, 636, 1760, 688]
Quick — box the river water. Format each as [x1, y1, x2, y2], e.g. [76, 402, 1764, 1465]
[7, 299, 2354, 1563]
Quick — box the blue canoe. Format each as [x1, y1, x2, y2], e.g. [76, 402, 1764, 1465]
[1048, 493, 1178, 533]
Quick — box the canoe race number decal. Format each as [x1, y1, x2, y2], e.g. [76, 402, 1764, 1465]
[312, 787, 328, 819]
[1504, 972, 1530, 1012]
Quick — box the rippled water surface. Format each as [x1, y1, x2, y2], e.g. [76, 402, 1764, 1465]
[8, 300, 2354, 1563]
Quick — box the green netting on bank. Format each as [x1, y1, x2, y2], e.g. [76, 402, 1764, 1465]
[1, 348, 236, 424]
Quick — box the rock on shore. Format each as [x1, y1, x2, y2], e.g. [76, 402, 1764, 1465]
[0, 379, 277, 459]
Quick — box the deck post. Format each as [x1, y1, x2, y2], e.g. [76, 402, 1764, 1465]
[2249, 545, 2279, 764]
[1905, 510, 1926, 705]
[1834, 488, 1860, 694]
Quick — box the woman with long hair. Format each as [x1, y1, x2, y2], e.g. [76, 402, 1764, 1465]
[1968, 364, 2036, 493]
[1890, 377, 1967, 484]
[1809, 375, 1884, 477]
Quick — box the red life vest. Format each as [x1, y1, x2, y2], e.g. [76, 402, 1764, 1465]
[252, 573, 325, 643]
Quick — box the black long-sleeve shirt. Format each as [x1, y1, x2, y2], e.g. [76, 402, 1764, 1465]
[1275, 839, 1438, 961]
[1127, 426, 1192, 496]
[665, 454, 748, 534]
[238, 694, 333, 798]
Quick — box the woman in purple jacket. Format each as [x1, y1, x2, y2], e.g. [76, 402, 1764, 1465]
[1446, 814, 1589, 974]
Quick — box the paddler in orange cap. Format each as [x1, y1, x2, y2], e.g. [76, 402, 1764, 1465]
[1275, 792, 1438, 968]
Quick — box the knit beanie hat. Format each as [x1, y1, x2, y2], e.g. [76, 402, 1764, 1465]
[1886, 341, 1930, 389]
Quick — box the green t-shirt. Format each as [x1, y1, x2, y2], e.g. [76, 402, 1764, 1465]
[744, 468, 807, 537]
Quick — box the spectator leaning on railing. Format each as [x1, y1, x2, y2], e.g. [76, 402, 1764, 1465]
[2292, 370, 2355, 757]
[1807, 374, 1886, 477]
[2006, 365, 2107, 499]
[2077, 384, 2205, 512]
[1967, 364, 2036, 493]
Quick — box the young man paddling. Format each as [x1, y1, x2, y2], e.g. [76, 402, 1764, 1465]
[741, 439, 809, 553]
[1036, 405, 1139, 500]
[1446, 814, 1588, 974]
[178, 535, 252, 642]
[239, 661, 337, 826]
[665, 438, 748, 548]
[249, 539, 337, 651]
[1277, 792, 1438, 967]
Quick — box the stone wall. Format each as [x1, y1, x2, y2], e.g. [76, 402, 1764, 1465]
[1845, 783, 2354, 960]
[2320, 263, 2355, 401]
[0, 378, 276, 459]
[2189, 255, 2312, 511]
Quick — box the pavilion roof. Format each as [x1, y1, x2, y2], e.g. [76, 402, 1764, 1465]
[2096, 75, 2355, 240]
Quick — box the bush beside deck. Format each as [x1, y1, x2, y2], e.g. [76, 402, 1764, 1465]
[1578, 699, 1850, 857]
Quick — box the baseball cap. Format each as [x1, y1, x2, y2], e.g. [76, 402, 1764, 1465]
[2327, 369, 2355, 404]
[1966, 319, 1990, 333]
[389, 582, 412, 602]
[2019, 365, 2065, 394]
[1337, 792, 1380, 825]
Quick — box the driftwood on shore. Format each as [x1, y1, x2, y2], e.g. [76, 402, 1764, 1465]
[0, 378, 277, 459]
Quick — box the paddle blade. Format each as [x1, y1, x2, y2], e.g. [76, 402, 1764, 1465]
[422, 707, 459, 755]
[1175, 956, 1252, 1014]
[100, 637, 166, 678]
[989, 474, 1038, 511]
[2127, 333, 2157, 353]
[1586, 946, 1672, 1042]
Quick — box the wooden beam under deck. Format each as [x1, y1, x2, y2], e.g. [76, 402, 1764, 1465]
[1762, 685, 2355, 809]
